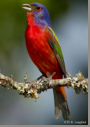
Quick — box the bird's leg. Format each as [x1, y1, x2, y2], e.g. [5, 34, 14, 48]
[42, 72, 56, 84]
[42, 71, 56, 80]
[46, 72, 56, 79]
[29, 74, 45, 86]
[37, 74, 45, 81]
[24, 72, 56, 89]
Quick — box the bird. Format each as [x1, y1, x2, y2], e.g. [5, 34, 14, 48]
[22, 2, 70, 120]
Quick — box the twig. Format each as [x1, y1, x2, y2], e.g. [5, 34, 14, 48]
[0, 72, 88, 101]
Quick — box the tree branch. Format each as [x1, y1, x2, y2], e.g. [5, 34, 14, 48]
[0, 72, 88, 101]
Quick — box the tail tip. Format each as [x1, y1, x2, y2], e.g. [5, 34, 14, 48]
[62, 111, 71, 120]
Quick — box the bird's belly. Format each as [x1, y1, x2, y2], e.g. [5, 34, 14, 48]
[26, 37, 60, 76]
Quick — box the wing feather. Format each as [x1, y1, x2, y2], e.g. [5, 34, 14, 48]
[46, 27, 66, 78]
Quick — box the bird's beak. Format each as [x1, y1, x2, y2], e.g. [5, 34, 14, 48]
[22, 4, 32, 12]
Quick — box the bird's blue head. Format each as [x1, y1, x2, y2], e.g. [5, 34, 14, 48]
[22, 2, 52, 27]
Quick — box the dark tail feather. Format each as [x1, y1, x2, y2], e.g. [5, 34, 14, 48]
[53, 88, 70, 120]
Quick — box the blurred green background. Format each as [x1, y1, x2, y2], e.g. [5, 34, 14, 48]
[0, 0, 88, 125]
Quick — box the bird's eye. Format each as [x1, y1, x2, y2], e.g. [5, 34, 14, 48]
[36, 6, 41, 11]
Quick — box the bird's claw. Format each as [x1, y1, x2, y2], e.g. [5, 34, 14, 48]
[42, 72, 56, 89]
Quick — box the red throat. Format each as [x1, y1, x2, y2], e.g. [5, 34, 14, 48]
[26, 13, 34, 26]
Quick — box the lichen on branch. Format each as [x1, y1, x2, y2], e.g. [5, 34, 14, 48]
[0, 71, 88, 101]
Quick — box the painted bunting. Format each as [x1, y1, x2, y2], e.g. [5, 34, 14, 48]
[22, 2, 70, 120]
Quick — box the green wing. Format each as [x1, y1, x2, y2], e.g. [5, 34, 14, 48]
[46, 27, 66, 78]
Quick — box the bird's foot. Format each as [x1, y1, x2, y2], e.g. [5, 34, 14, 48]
[41, 72, 56, 89]
[29, 74, 45, 89]
[46, 71, 56, 80]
